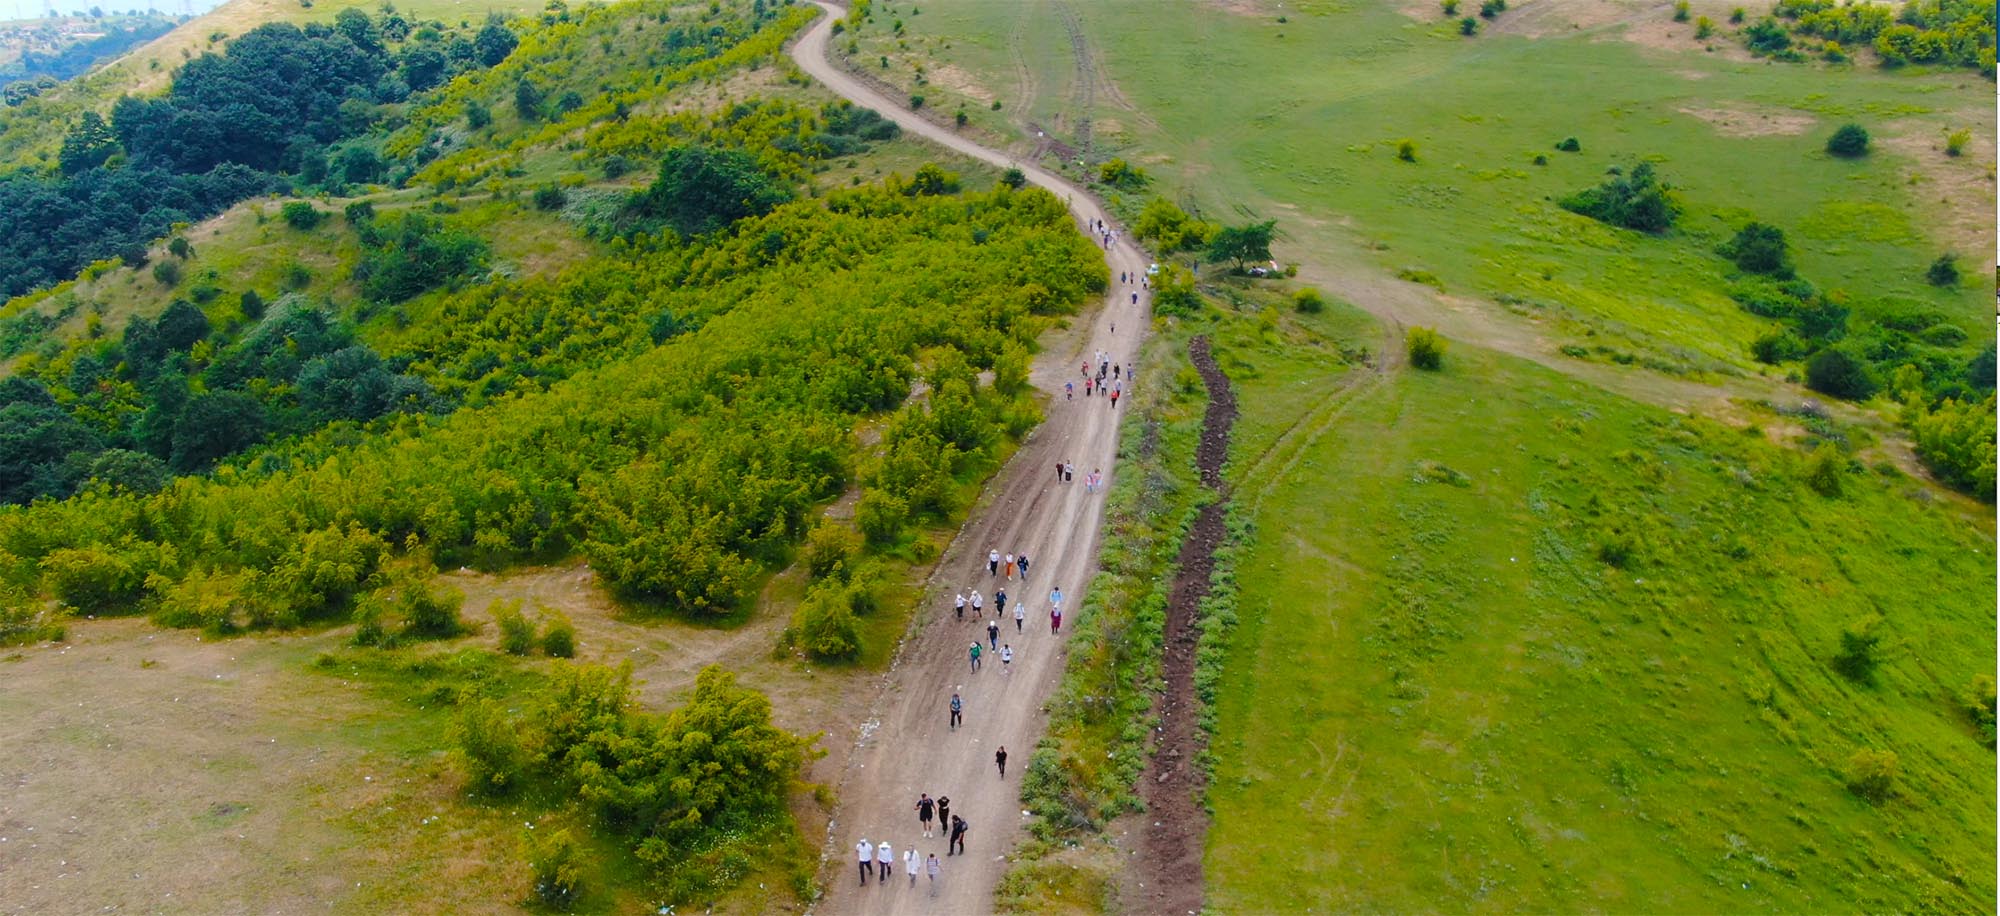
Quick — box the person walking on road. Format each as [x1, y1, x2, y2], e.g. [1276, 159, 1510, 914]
[1013, 600, 1025, 633]
[937, 796, 951, 833]
[996, 745, 1009, 777]
[970, 589, 982, 618]
[1000, 643, 1014, 673]
[1064, 461, 1074, 483]
[877, 840, 893, 881]
[1004, 553, 1015, 579]
[995, 588, 1007, 619]
[949, 691, 963, 730]
[916, 794, 935, 837]
[969, 642, 982, 672]
[1051, 605, 1064, 635]
[926, 852, 941, 896]
[904, 848, 920, 887]
[856, 838, 874, 886]
[949, 815, 969, 856]
[1065, 380, 1073, 400]
[954, 591, 965, 621]
[1049, 586, 1063, 616]
[988, 548, 1000, 577]
[1110, 386, 1120, 409]
[1017, 553, 1030, 582]
[987, 619, 999, 650]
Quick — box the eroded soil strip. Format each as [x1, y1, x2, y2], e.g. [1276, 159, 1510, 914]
[1129, 335, 1237, 914]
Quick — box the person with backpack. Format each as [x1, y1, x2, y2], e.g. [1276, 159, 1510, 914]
[949, 691, 963, 730]
[1017, 553, 1030, 582]
[969, 642, 982, 672]
[995, 588, 1007, 619]
[987, 618, 999, 651]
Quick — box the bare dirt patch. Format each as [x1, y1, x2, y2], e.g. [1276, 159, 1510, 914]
[1879, 121, 1998, 267]
[1491, 0, 1652, 38]
[1613, 10, 1756, 60]
[1123, 335, 1238, 915]
[1201, 0, 1282, 18]
[1679, 104, 1816, 137]
[926, 63, 998, 105]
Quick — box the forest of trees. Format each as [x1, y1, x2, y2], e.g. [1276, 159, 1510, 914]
[0, 10, 516, 299]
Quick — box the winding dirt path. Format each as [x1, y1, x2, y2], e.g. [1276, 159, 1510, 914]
[793, 5, 1159, 913]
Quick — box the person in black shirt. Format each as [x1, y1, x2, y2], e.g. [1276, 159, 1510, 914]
[949, 815, 969, 856]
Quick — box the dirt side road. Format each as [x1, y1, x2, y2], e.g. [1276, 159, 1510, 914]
[792, 5, 1158, 914]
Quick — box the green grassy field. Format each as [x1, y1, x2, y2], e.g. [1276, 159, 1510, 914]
[1205, 295, 1995, 912]
[847, 0, 1992, 376]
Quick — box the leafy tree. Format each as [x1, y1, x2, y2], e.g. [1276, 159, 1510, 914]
[338, 146, 383, 185]
[1559, 162, 1677, 232]
[514, 80, 546, 120]
[333, 8, 382, 55]
[1000, 167, 1027, 189]
[622, 145, 792, 238]
[1150, 264, 1203, 317]
[1442, 0, 1459, 14]
[1804, 442, 1846, 496]
[1744, 16, 1792, 53]
[1720, 222, 1793, 276]
[1406, 326, 1445, 370]
[526, 826, 586, 909]
[157, 299, 211, 350]
[1673, 0, 1690, 21]
[792, 580, 861, 660]
[39, 545, 144, 613]
[167, 236, 193, 260]
[151, 259, 181, 287]
[474, 15, 519, 66]
[169, 390, 268, 471]
[1134, 197, 1214, 252]
[400, 44, 446, 91]
[1805, 347, 1876, 400]
[355, 213, 489, 302]
[466, 98, 492, 129]
[457, 699, 529, 793]
[1826, 123, 1870, 158]
[1460, 15, 1478, 34]
[802, 519, 861, 580]
[396, 579, 466, 639]
[1206, 219, 1277, 272]
[1479, 0, 1505, 17]
[58, 111, 118, 175]
[84, 449, 170, 495]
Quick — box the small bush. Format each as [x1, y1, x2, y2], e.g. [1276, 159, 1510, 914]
[1441, 0, 1458, 13]
[396, 581, 466, 640]
[1832, 615, 1883, 683]
[1555, 137, 1581, 152]
[1844, 748, 1897, 802]
[1804, 443, 1845, 497]
[1672, 0, 1689, 21]
[1459, 15, 1478, 34]
[541, 612, 576, 657]
[1945, 129, 1970, 157]
[954, 110, 968, 128]
[1000, 167, 1026, 190]
[281, 201, 325, 230]
[909, 93, 924, 110]
[1292, 287, 1326, 313]
[151, 259, 180, 287]
[1965, 676, 1996, 748]
[1694, 15, 1714, 38]
[494, 598, 536, 655]
[456, 699, 528, 794]
[792, 581, 861, 661]
[1719, 222, 1793, 277]
[802, 519, 863, 581]
[1396, 139, 1417, 162]
[602, 154, 632, 179]
[526, 826, 586, 908]
[855, 490, 908, 544]
[1925, 253, 1960, 287]
[1826, 123, 1870, 158]
[532, 185, 567, 211]
[1729, 6, 1746, 22]
[1406, 326, 1445, 371]
[1750, 330, 1810, 364]
[1479, 0, 1505, 17]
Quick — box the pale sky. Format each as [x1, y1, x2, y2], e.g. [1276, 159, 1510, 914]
[1, 0, 223, 25]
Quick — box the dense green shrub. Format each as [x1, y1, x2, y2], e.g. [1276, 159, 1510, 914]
[281, 201, 325, 230]
[39, 545, 145, 614]
[1292, 288, 1326, 314]
[355, 213, 489, 302]
[1719, 222, 1793, 276]
[1833, 615, 1884, 683]
[1804, 443, 1846, 497]
[456, 698, 529, 793]
[1826, 123, 1871, 158]
[802, 519, 862, 580]
[1134, 198, 1216, 252]
[533, 185, 568, 211]
[1926, 253, 1961, 287]
[1845, 747, 1897, 801]
[618, 144, 792, 238]
[1206, 220, 1277, 271]
[1555, 137, 1581, 152]
[1805, 347, 1877, 400]
[1910, 395, 1996, 501]
[791, 580, 861, 661]
[541, 612, 577, 657]
[527, 826, 586, 909]
[1406, 327, 1446, 370]
[1560, 162, 1676, 232]
[494, 598, 537, 655]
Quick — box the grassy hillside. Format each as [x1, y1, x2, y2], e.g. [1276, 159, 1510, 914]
[1206, 297, 1995, 911]
[842, 0, 1992, 378]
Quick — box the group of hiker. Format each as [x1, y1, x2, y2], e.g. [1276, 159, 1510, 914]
[1066, 349, 1126, 406]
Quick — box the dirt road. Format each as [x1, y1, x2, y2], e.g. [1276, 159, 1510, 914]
[792, 5, 1156, 913]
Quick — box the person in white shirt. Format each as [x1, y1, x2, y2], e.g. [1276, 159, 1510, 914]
[954, 591, 966, 620]
[926, 853, 942, 896]
[876, 839, 893, 881]
[904, 847, 920, 886]
[856, 838, 874, 886]
[970, 590, 982, 617]
[988, 548, 1000, 577]
[1013, 600, 1025, 633]
[1000, 643, 1014, 673]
